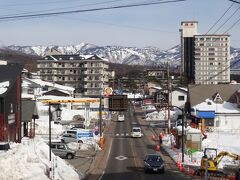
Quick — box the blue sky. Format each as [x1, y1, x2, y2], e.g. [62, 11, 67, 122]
[0, 0, 239, 49]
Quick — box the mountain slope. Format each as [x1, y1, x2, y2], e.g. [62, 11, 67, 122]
[6, 43, 240, 68]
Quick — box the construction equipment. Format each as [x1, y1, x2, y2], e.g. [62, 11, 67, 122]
[195, 148, 240, 177]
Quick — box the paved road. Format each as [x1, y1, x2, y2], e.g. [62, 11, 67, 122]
[101, 105, 197, 180]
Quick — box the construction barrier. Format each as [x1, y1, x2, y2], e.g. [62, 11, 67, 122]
[99, 137, 104, 150]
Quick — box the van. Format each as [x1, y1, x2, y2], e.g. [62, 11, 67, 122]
[48, 142, 76, 159]
[117, 114, 125, 122]
[131, 127, 143, 138]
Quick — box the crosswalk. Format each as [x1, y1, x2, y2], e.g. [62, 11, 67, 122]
[115, 133, 130, 137]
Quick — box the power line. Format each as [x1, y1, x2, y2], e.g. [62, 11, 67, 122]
[223, 15, 240, 34]
[213, 6, 240, 34]
[229, 0, 240, 4]
[1, 0, 127, 17]
[0, 0, 185, 22]
[205, 3, 234, 34]
[0, 0, 85, 7]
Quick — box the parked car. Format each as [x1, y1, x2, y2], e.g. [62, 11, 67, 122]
[60, 133, 82, 143]
[48, 142, 76, 159]
[131, 127, 143, 138]
[144, 154, 165, 173]
[63, 129, 94, 143]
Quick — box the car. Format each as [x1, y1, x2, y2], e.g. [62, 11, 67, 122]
[60, 133, 82, 143]
[62, 129, 94, 143]
[131, 127, 143, 138]
[48, 142, 76, 159]
[117, 113, 125, 122]
[144, 154, 165, 173]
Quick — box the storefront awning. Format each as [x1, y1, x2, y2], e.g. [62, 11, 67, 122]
[197, 111, 215, 118]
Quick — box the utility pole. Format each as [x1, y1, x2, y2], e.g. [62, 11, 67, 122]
[167, 62, 171, 134]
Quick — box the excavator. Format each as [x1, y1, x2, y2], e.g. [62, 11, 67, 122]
[195, 148, 240, 177]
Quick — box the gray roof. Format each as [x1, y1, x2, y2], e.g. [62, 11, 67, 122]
[188, 84, 240, 107]
[41, 54, 106, 61]
[0, 64, 23, 97]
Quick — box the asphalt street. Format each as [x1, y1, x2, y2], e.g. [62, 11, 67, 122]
[101, 105, 198, 180]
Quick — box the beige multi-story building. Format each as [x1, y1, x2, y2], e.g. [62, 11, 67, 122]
[37, 54, 110, 97]
[180, 21, 231, 85]
[194, 35, 230, 84]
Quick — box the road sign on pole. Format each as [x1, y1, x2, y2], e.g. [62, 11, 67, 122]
[108, 95, 128, 111]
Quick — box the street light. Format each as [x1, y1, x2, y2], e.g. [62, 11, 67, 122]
[157, 104, 186, 163]
[170, 106, 185, 163]
[48, 103, 62, 178]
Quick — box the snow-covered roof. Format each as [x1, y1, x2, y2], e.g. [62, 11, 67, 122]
[26, 78, 75, 92]
[193, 99, 240, 113]
[149, 86, 162, 90]
[0, 81, 9, 95]
[37, 95, 75, 100]
[124, 93, 143, 99]
[177, 87, 188, 92]
[42, 54, 108, 62]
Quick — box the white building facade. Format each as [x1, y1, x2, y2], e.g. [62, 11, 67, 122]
[37, 54, 109, 97]
[194, 35, 231, 84]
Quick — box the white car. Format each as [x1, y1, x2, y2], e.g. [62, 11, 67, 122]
[131, 127, 143, 138]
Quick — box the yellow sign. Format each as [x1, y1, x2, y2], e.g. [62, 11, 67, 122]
[42, 99, 99, 104]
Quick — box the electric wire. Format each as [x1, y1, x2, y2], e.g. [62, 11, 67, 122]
[205, 3, 234, 34]
[0, 0, 127, 17]
[0, 0, 185, 22]
[213, 6, 240, 34]
[223, 15, 240, 34]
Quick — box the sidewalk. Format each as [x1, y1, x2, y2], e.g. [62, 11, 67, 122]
[83, 115, 117, 180]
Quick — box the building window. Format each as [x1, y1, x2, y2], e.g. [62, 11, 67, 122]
[178, 96, 185, 101]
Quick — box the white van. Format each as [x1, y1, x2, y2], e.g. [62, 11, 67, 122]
[131, 127, 142, 138]
[117, 113, 125, 122]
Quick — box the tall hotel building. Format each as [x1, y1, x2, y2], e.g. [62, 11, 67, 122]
[180, 21, 198, 84]
[180, 21, 231, 84]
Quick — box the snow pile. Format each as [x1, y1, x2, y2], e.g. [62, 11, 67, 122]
[145, 110, 178, 121]
[0, 137, 79, 180]
[194, 99, 240, 113]
[162, 129, 240, 168]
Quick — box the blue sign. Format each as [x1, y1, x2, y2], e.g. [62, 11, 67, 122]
[197, 111, 215, 118]
[77, 131, 93, 138]
[94, 131, 99, 136]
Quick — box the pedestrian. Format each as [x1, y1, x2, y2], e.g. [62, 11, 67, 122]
[159, 133, 163, 145]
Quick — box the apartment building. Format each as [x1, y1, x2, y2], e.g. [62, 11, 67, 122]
[194, 35, 230, 84]
[180, 21, 231, 85]
[37, 54, 109, 97]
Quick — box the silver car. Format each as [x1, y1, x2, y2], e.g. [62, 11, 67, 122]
[49, 142, 76, 159]
[60, 133, 84, 143]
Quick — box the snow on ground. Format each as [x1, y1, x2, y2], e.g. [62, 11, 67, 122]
[0, 137, 79, 180]
[145, 109, 178, 121]
[161, 127, 240, 169]
[147, 108, 240, 170]
[0, 97, 101, 179]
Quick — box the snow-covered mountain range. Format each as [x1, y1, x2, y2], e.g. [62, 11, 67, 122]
[6, 43, 240, 68]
